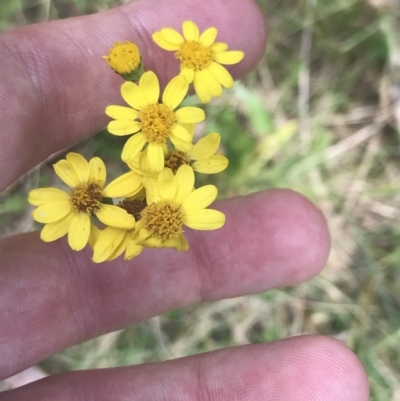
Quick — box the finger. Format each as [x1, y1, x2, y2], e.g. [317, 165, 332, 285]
[0, 189, 330, 379]
[0, 336, 369, 401]
[0, 0, 266, 191]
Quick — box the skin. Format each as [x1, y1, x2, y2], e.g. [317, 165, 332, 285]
[0, 0, 369, 400]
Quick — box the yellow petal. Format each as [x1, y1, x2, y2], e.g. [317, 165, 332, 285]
[214, 50, 245, 65]
[209, 62, 234, 88]
[66, 153, 90, 183]
[128, 186, 146, 201]
[157, 168, 177, 200]
[174, 164, 194, 205]
[192, 155, 228, 174]
[175, 107, 205, 124]
[184, 209, 225, 230]
[135, 227, 153, 244]
[199, 27, 218, 47]
[121, 133, 147, 162]
[103, 171, 143, 198]
[143, 177, 159, 204]
[53, 160, 80, 187]
[40, 212, 73, 242]
[124, 240, 143, 260]
[88, 157, 106, 187]
[212, 42, 229, 53]
[152, 32, 180, 51]
[180, 67, 195, 83]
[140, 236, 162, 248]
[181, 185, 218, 213]
[165, 234, 189, 251]
[139, 71, 160, 104]
[108, 234, 130, 261]
[182, 20, 199, 41]
[137, 144, 166, 175]
[162, 75, 189, 110]
[142, 234, 188, 251]
[108, 120, 142, 136]
[160, 27, 184, 45]
[68, 212, 91, 251]
[170, 124, 193, 152]
[105, 105, 139, 120]
[32, 200, 72, 223]
[28, 188, 69, 206]
[193, 72, 212, 103]
[146, 143, 165, 173]
[96, 204, 135, 229]
[92, 227, 127, 264]
[88, 224, 101, 249]
[138, 148, 152, 173]
[168, 234, 189, 251]
[199, 68, 222, 98]
[189, 132, 221, 160]
[127, 152, 141, 171]
[180, 123, 196, 139]
[121, 81, 148, 110]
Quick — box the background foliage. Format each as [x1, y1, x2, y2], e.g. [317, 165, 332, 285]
[1, 0, 400, 399]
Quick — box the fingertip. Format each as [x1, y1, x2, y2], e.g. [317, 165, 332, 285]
[224, 188, 331, 288]
[0, 335, 368, 401]
[263, 189, 331, 285]
[285, 335, 370, 401]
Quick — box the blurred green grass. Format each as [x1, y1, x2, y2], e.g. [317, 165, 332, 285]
[1, 0, 400, 399]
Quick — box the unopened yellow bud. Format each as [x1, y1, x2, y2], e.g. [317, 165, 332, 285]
[103, 41, 144, 81]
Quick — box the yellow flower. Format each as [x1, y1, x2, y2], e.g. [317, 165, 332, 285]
[106, 71, 205, 172]
[103, 41, 144, 81]
[128, 132, 228, 175]
[135, 165, 225, 250]
[92, 197, 146, 263]
[28, 153, 137, 251]
[152, 20, 244, 103]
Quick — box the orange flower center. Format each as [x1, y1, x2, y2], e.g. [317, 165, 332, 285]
[140, 201, 184, 241]
[70, 182, 103, 214]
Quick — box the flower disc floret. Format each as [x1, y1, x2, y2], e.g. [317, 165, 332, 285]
[152, 20, 245, 103]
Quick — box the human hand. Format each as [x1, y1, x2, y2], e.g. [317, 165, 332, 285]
[0, 0, 369, 399]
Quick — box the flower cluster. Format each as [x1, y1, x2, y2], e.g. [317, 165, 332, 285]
[28, 21, 244, 263]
